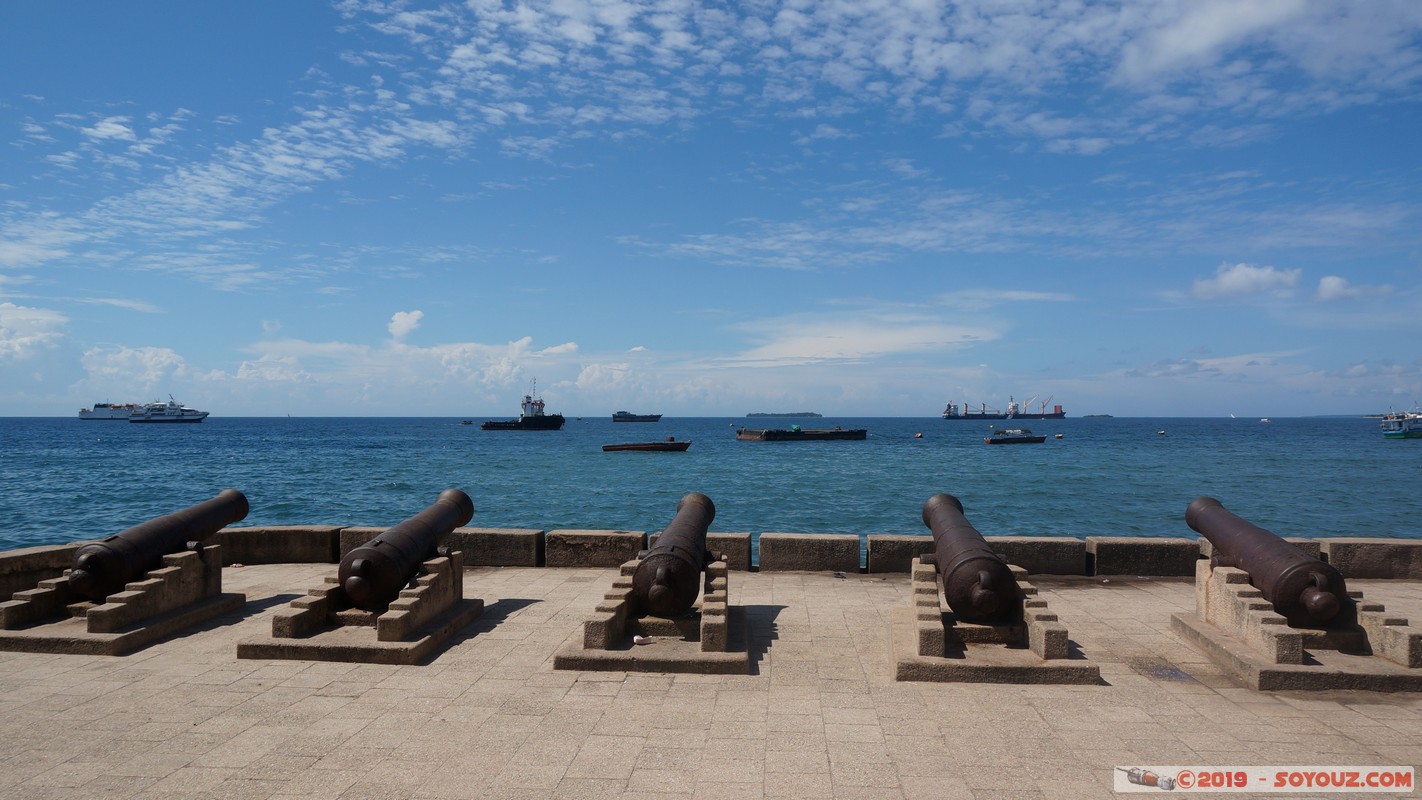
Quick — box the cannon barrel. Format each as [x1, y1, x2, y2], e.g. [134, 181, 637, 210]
[632, 493, 716, 617]
[921, 493, 1021, 624]
[1186, 496, 1347, 627]
[69, 489, 250, 601]
[339, 489, 474, 610]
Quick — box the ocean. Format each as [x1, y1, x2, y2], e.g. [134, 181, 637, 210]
[0, 415, 1416, 552]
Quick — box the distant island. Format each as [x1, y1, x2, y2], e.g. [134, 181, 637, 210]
[747, 411, 822, 418]
[1082, 414, 1113, 418]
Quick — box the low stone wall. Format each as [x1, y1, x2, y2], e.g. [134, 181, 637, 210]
[221, 526, 341, 565]
[1322, 539, 1422, 580]
[1086, 537, 1200, 577]
[3, 529, 1420, 583]
[546, 530, 645, 568]
[450, 528, 545, 567]
[758, 533, 860, 572]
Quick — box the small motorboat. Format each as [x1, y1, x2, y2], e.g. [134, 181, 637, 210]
[983, 427, 1046, 444]
[602, 437, 692, 452]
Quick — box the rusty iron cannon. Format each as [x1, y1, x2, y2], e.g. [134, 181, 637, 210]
[922, 493, 1022, 624]
[338, 488, 474, 610]
[1186, 496, 1347, 627]
[632, 492, 717, 617]
[68, 488, 250, 601]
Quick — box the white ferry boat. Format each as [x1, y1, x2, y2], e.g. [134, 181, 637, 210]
[78, 402, 139, 420]
[130, 396, 210, 423]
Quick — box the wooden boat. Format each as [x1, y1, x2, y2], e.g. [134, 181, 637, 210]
[983, 428, 1046, 444]
[736, 426, 866, 441]
[602, 437, 691, 452]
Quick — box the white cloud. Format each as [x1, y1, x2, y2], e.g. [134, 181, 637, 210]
[1317, 275, 1358, 302]
[388, 310, 423, 340]
[1316, 274, 1393, 302]
[80, 345, 187, 384]
[1118, 1, 1310, 84]
[0, 302, 68, 360]
[81, 116, 137, 141]
[1191, 262, 1300, 299]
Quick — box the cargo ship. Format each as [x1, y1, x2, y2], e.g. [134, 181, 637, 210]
[942, 396, 1065, 420]
[612, 411, 662, 422]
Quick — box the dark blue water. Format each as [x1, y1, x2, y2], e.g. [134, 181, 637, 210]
[1, 416, 1417, 550]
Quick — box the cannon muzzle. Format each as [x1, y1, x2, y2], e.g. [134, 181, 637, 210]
[922, 493, 1021, 624]
[1186, 496, 1347, 627]
[339, 489, 474, 610]
[69, 488, 249, 601]
[633, 492, 716, 617]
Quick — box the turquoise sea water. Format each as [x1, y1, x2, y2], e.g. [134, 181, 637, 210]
[0, 415, 1417, 551]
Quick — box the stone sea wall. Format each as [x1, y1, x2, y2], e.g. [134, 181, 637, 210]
[2, 527, 1420, 601]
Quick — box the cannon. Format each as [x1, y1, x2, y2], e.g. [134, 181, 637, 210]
[632, 492, 716, 617]
[1186, 496, 1347, 627]
[68, 488, 250, 602]
[922, 493, 1021, 624]
[339, 488, 474, 610]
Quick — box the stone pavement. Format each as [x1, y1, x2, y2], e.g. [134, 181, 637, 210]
[0, 565, 1418, 800]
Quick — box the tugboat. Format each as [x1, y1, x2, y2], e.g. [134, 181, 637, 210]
[481, 382, 565, 430]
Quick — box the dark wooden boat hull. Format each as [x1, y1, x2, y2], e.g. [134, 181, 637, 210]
[736, 428, 867, 441]
[602, 441, 692, 452]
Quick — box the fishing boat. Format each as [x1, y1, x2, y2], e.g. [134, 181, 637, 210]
[984, 427, 1046, 444]
[481, 382, 565, 430]
[736, 426, 866, 441]
[1380, 410, 1422, 439]
[602, 437, 691, 452]
[78, 402, 138, 420]
[129, 396, 209, 423]
[612, 411, 662, 422]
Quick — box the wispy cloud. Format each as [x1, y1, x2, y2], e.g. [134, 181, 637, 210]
[936, 289, 1075, 311]
[724, 312, 998, 367]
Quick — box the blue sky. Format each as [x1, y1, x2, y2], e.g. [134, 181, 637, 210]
[2, 1, 1421, 418]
